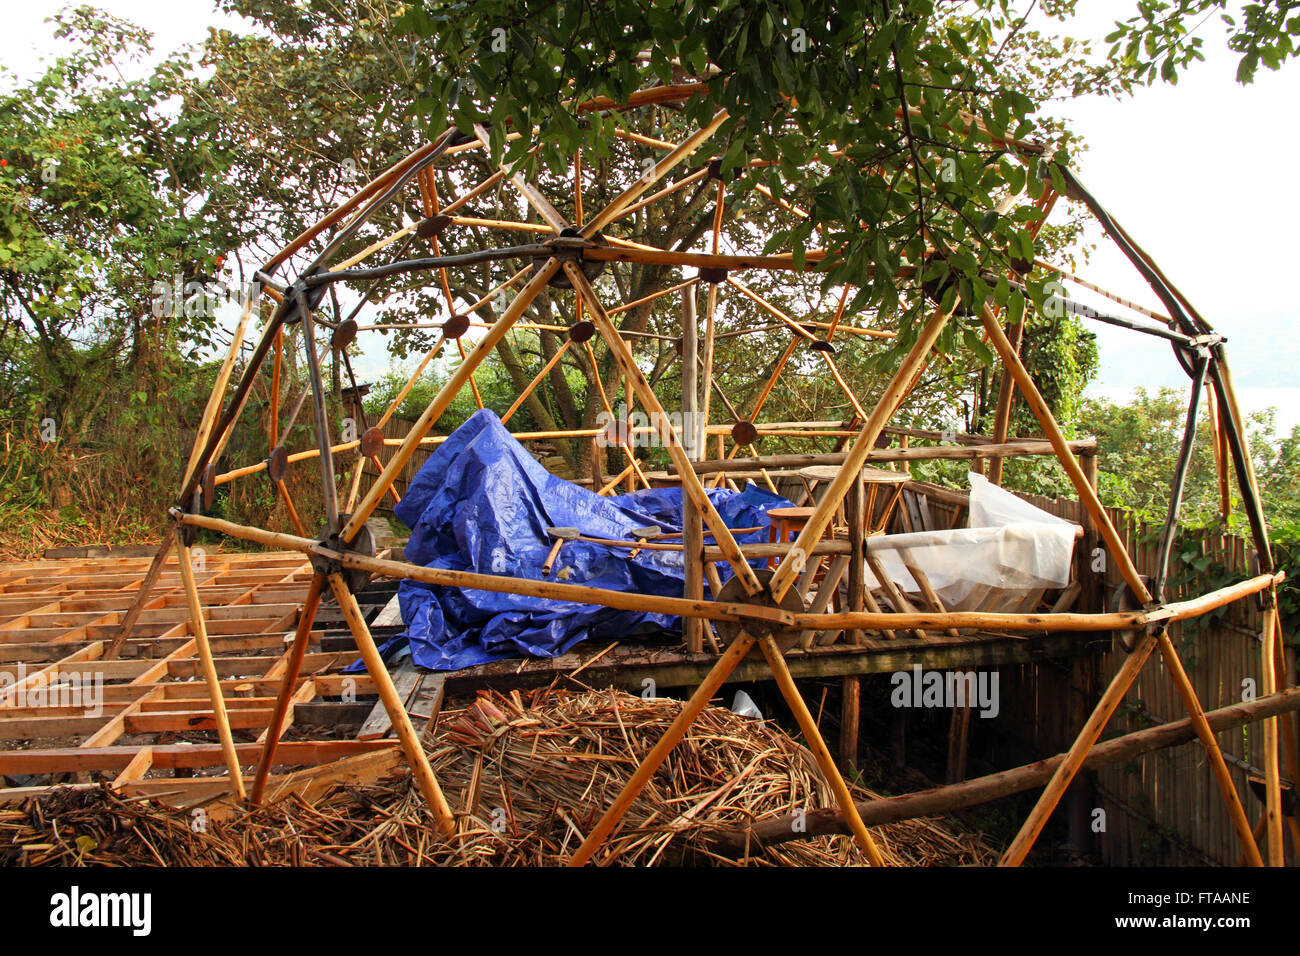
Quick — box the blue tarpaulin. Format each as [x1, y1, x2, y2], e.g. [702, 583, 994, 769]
[381, 409, 790, 671]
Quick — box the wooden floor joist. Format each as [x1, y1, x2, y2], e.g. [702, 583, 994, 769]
[0, 550, 382, 795]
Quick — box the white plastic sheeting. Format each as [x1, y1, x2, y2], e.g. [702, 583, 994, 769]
[864, 472, 1077, 611]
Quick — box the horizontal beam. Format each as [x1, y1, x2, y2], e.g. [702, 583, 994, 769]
[174, 512, 1281, 636]
[671, 439, 1098, 475]
[708, 685, 1300, 854]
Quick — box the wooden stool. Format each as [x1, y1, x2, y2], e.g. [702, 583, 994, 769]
[766, 506, 818, 569]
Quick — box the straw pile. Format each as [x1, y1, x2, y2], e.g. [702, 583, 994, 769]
[1, 689, 993, 866]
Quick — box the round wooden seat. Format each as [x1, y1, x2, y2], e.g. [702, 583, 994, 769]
[766, 506, 819, 569]
[857, 465, 910, 484]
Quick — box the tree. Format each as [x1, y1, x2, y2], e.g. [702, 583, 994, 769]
[394, 0, 1130, 361]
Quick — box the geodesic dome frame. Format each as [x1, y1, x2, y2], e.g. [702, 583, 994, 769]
[110, 80, 1287, 867]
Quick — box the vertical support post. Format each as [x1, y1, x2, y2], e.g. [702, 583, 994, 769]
[297, 293, 340, 531]
[682, 285, 699, 459]
[327, 573, 455, 836]
[700, 282, 718, 457]
[175, 530, 246, 800]
[1262, 602, 1284, 865]
[846, 471, 866, 647]
[681, 285, 704, 654]
[589, 436, 603, 491]
[946, 700, 972, 784]
[839, 675, 861, 771]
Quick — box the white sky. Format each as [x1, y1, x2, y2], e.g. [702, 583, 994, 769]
[4, 0, 1297, 427]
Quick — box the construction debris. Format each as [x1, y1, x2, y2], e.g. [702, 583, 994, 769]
[2, 690, 993, 866]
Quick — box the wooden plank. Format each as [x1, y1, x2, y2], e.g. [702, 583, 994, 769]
[372, 594, 404, 628]
[111, 746, 153, 789]
[357, 658, 422, 740]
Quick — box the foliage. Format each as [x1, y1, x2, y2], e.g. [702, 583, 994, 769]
[396, 0, 1128, 361]
[1106, 0, 1300, 85]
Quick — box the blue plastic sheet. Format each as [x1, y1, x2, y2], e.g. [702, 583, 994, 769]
[384, 409, 790, 671]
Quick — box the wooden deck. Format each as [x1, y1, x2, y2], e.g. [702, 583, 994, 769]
[0, 549, 1107, 805]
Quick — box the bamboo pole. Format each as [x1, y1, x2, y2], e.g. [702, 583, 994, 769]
[682, 284, 704, 653]
[180, 291, 257, 493]
[456, 337, 485, 410]
[759, 635, 886, 864]
[582, 110, 728, 236]
[274, 478, 309, 537]
[376, 336, 446, 430]
[564, 263, 763, 597]
[979, 302, 1263, 866]
[710, 685, 1300, 853]
[327, 573, 455, 836]
[103, 538, 174, 660]
[264, 128, 456, 273]
[1261, 603, 1284, 865]
[980, 304, 1149, 602]
[583, 244, 831, 272]
[769, 304, 956, 602]
[669, 439, 1098, 475]
[726, 277, 818, 342]
[175, 530, 246, 800]
[1154, 629, 1261, 865]
[608, 278, 699, 318]
[179, 512, 1280, 638]
[341, 258, 561, 544]
[567, 631, 757, 866]
[616, 166, 711, 220]
[250, 573, 326, 805]
[700, 283, 718, 456]
[1206, 383, 1232, 521]
[269, 326, 284, 447]
[502, 339, 572, 424]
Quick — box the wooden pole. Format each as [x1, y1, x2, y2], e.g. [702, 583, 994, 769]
[250, 573, 326, 804]
[501, 339, 572, 424]
[582, 110, 728, 236]
[565, 264, 763, 598]
[769, 304, 956, 603]
[759, 635, 886, 865]
[104, 537, 173, 659]
[840, 675, 861, 770]
[709, 685, 1300, 853]
[567, 631, 757, 866]
[178, 511, 1281, 636]
[980, 302, 1262, 867]
[342, 258, 561, 543]
[700, 283, 718, 460]
[682, 285, 704, 654]
[326, 573, 455, 836]
[175, 530, 246, 800]
[1261, 603, 1285, 865]
[846, 472, 866, 646]
[180, 288, 258, 493]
